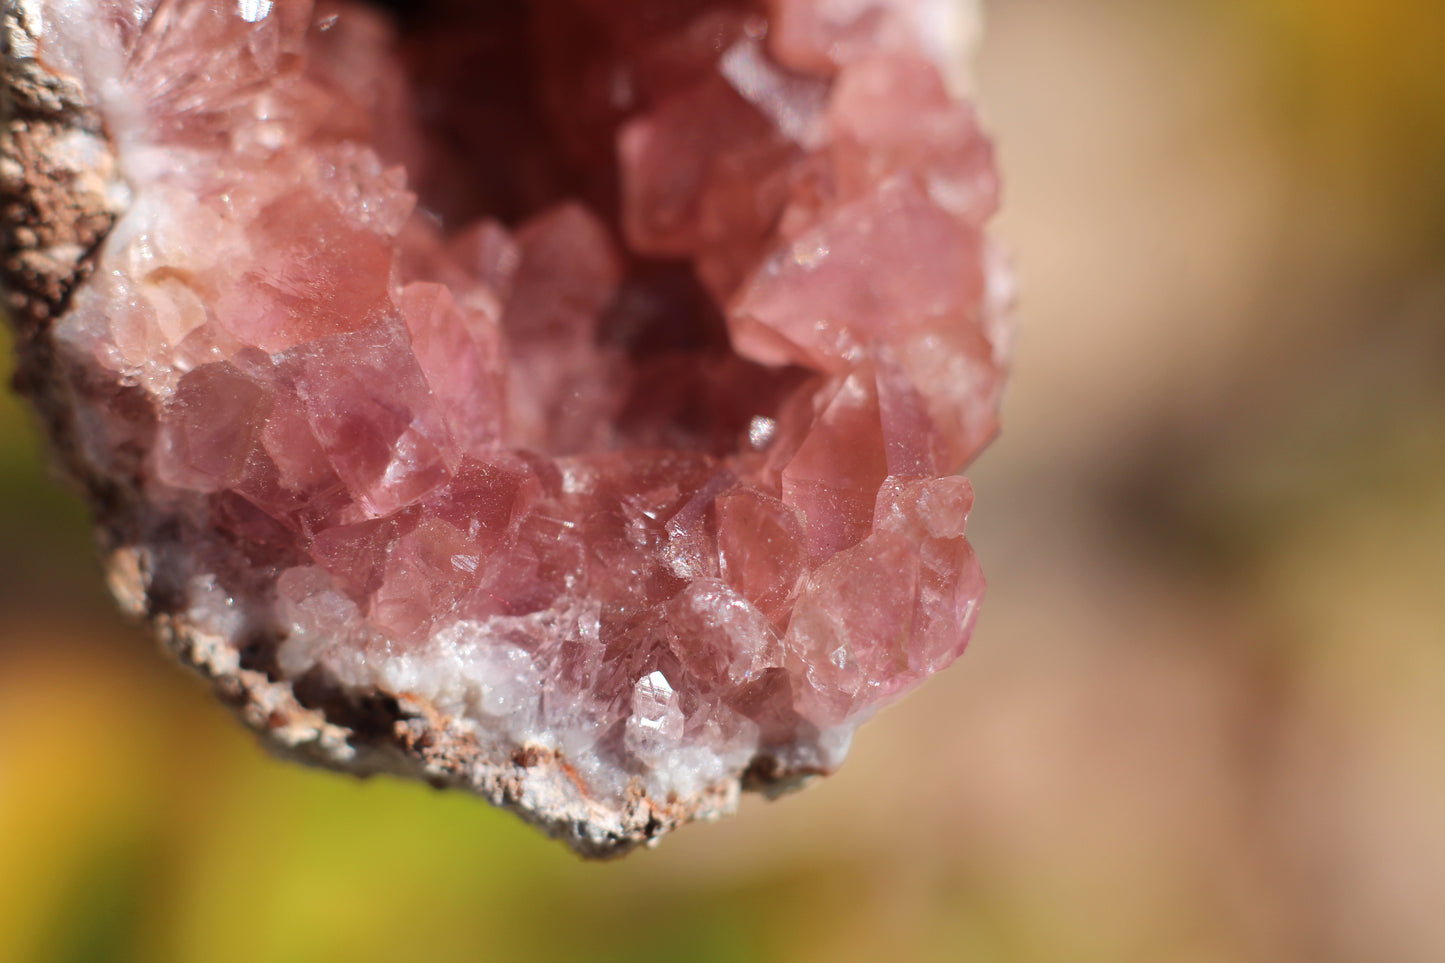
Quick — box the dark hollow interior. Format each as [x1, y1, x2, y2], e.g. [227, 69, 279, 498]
[351, 0, 806, 457]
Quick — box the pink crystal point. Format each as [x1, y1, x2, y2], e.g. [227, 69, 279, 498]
[1, 0, 1010, 854]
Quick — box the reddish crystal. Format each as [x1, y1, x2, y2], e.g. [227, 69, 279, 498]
[34, 0, 1009, 813]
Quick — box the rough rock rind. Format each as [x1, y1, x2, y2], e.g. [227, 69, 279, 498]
[115, 546, 737, 856]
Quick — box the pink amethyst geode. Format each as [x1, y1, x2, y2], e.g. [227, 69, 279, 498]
[1, 0, 1010, 854]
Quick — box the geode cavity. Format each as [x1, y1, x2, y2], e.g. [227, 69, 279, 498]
[1, 0, 1010, 855]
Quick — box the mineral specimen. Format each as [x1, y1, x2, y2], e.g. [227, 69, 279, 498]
[1, 0, 1010, 855]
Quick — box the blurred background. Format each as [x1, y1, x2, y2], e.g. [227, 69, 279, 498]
[3, 0, 1444, 960]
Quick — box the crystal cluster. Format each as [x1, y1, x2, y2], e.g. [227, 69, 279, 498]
[5, 0, 1008, 851]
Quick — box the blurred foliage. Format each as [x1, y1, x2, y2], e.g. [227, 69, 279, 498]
[0, 326, 105, 620]
[1234, 0, 1445, 238]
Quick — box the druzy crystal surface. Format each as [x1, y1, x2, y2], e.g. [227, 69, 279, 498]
[3, 0, 1009, 852]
